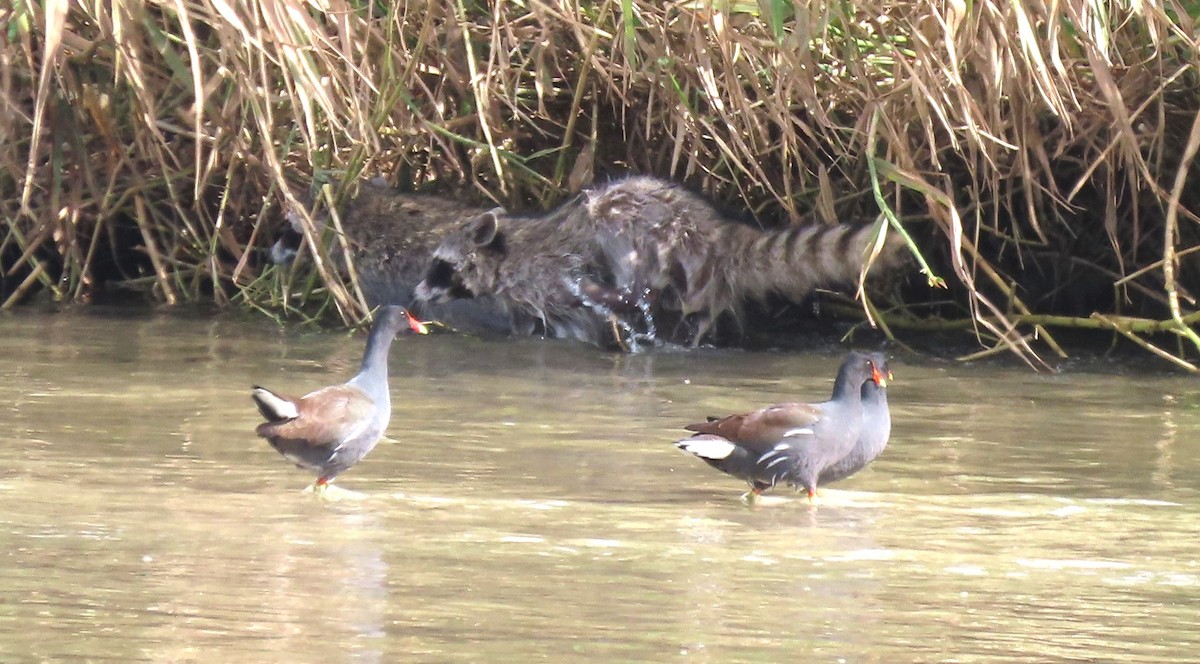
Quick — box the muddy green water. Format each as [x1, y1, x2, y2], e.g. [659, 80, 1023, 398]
[1, 309, 1198, 662]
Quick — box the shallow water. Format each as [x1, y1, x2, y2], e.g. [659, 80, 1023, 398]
[1, 308, 1198, 662]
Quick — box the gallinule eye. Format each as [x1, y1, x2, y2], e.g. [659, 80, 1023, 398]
[819, 352, 892, 486]
[251, 306, 427, 496]
[674, 351, 888, 504]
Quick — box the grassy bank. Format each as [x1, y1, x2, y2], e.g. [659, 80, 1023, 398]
[2, 1, 1198, 371]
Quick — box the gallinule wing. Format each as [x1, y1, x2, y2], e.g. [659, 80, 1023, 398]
[251, 306, 427, 495]
[818, 352, 892, 486]
[674, 351, 888, 504]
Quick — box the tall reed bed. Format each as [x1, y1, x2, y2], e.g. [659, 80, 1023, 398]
[2, 1, 1198, 370]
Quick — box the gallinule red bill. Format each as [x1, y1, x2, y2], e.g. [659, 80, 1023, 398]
[251, 306, 427, 495]
[674, 351, 887, 504]
[819, 352, 892, 486]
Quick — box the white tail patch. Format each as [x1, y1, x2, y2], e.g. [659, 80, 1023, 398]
[252, 387, 299, 421]
[675, 437, 737, 460]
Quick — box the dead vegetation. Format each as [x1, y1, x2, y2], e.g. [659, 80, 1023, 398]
[2, 0, 1198, 370]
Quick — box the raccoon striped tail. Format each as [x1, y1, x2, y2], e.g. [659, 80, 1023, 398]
[717, 220, 905, 305]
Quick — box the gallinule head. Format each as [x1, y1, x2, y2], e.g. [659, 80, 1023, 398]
[818, 352, 892, 486]
[251, 306, 427, 495]
[674, 351, 888, 504]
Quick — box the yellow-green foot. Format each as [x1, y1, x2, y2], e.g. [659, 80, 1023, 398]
[302, 483, 367, 501]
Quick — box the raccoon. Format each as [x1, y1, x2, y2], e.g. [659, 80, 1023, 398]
[413, 203, 619, 344]
[415, 175, 907, 347]
[272, 178, 516, 336]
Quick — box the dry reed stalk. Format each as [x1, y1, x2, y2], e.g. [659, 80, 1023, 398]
[1, 261, 46, 311]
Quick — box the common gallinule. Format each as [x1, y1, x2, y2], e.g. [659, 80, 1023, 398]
[674, 351, 887, 504]
[819, 352, 892, 486]
[251, 305, 427, 496]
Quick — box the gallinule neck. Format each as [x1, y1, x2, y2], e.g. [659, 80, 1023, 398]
[251, 306, 427, 495]
[674, 351, 887, 504]
[818, 352, 892, 486]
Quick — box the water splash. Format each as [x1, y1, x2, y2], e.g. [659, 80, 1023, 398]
[573, 279, 661, 352]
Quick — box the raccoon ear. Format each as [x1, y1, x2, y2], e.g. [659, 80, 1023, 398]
[467, 210, 505, 252]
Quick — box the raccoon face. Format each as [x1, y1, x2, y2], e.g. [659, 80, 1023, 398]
[415, 209, 507, 303]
